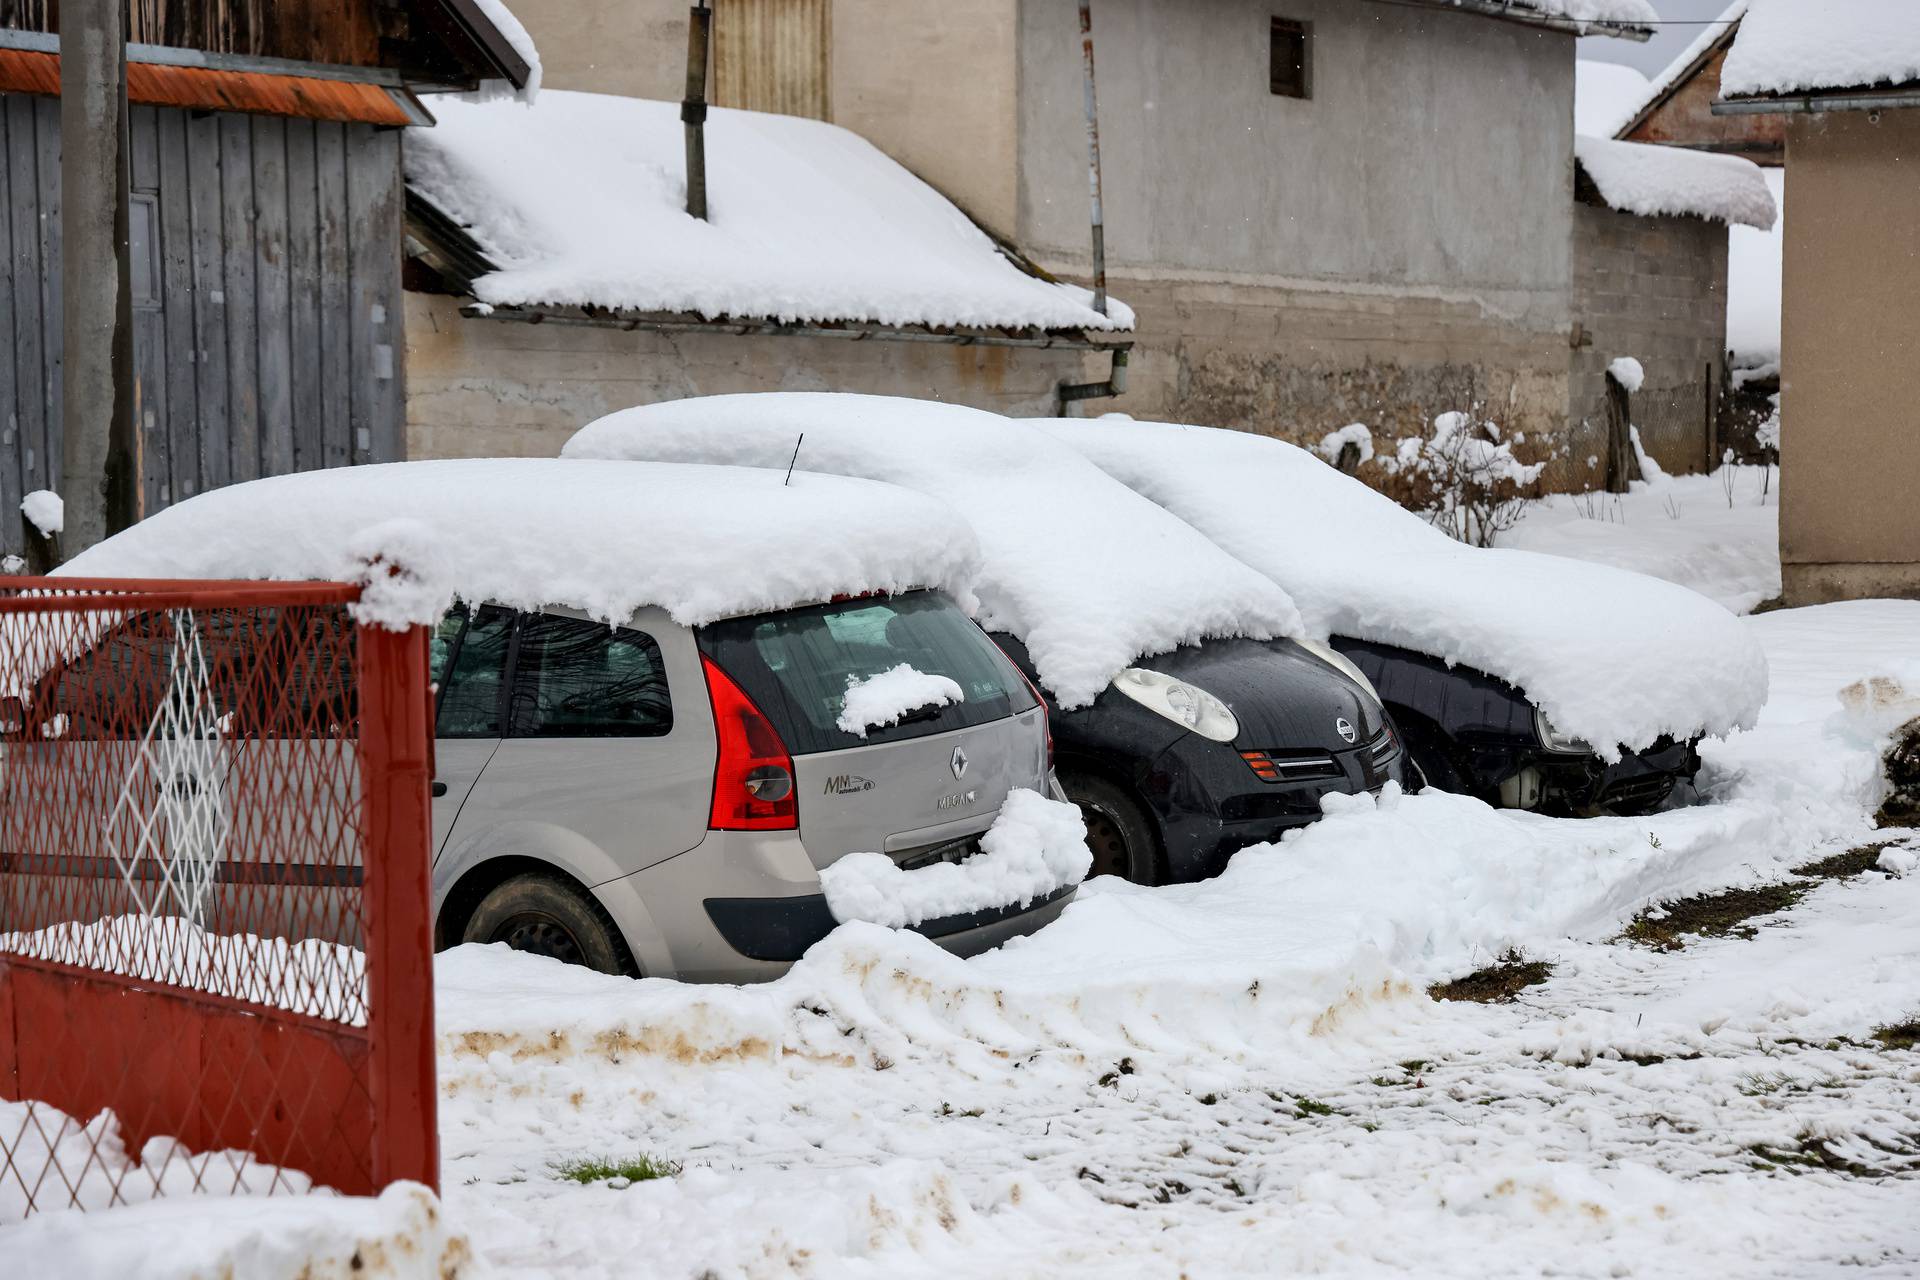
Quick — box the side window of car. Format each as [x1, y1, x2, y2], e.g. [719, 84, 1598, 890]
[436, 605, 513, 739]
[507, 613, 672, 738]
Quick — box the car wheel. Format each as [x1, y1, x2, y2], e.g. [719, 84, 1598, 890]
[1059, 771, 1162, 886]
[462, 872, 636, 976]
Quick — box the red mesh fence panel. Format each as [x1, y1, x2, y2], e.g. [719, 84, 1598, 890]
[0, 578, 436, 1220]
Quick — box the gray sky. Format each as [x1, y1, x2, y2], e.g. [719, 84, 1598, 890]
[1576, 0, 1741, 76]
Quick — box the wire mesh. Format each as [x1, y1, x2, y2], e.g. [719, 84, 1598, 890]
[0, 578, 433, 1219]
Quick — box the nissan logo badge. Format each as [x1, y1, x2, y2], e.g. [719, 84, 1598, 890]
[1335, 717, 1357, 744]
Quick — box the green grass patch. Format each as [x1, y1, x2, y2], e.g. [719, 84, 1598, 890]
[1793, 843, 1895, 880]
[1873, 1018, 1920, 1051]
[550, 1153, 682, 1186]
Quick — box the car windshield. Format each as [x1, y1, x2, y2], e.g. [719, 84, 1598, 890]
[697, 591, 1035, 755]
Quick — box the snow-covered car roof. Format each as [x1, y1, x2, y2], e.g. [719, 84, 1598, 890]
[55, 458, 982, 629]
[1720, 0, 1920, 98]
[1574, 135, 1777, 230]
[1038, 418, 1769, 756]
[563, 394, 1301, 709]
[406, 90, 1129, 334]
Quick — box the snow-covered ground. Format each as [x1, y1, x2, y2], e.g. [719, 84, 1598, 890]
[1502, 464, 1781, 615]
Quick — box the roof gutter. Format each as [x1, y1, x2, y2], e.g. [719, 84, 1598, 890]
[1365, 0, 1652, 40]
[459, 303, 1132, 352]
[1714, 88, 1920, 116]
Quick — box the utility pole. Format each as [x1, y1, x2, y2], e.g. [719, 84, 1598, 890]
[59, 0, 138, 556]
[1078, 0, 1107, 317]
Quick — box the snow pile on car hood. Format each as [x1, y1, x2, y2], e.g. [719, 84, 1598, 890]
[1040, 418, 1768, 755]
[57, 458, 981, 629]
[564, 394, 1302, 707]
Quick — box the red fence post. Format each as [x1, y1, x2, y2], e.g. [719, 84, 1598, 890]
[356, 620, 439, 1192]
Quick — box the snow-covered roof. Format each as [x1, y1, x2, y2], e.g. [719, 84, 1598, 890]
[1720, 0, 1920, 98]
[563, 394, 1300, 708]
[460, 0, 543, 104]
[58, 459, 982, 629]
[406, 91, 1130, 334]
[1612, 1, 1747, 137]
[1728, 167, 1785, 363]
[1576, 60, 1651, 137]
[1410, 0, 1657, 32]
[1575, 134, 1777, 229]
[1039, 418, 1769, 756]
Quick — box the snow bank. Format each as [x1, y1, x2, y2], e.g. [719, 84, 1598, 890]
[0, 1099, 308, 1222]
[836, 664, 964, 738]
[20, 489, 61, 537]
[407, 91, 1127, 333]
[1575, 135, 1776, 229]
[1575, 58, 1651, 136]
[57, 458, 981, 630]
[565, 395, 1301, 708]
[820, 789, 1092, 929]
[1728, 167, 1785, 363]
[1721, 0, 1920, 96]
[1502, 466, 1780, 614]
[10, 1165, 467, 1279]
[1040, 418, 1768, 754]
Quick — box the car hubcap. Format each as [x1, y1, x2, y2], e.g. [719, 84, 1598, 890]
[495, 914, 585, 965]
[1080, 807, 1132, 881]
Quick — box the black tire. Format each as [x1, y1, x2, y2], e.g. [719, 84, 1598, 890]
[1059, 771, 1163, 886]
[462, 872, 637, 977]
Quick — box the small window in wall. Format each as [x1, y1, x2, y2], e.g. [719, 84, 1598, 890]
[1270, 17, 1312, 100]
[129, 193, 161, 309]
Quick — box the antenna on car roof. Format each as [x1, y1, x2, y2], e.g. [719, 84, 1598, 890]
[784, 433, 805, 487]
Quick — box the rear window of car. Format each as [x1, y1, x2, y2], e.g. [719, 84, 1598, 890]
[697, 591, 1036, 755]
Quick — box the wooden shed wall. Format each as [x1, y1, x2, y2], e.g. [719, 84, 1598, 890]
[0, 0, 387, 69]
[0, 93, 404, 559]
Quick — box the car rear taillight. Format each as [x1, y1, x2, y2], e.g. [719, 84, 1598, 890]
[702, 654, 798, 830]
[1015, 665, 1053, 774]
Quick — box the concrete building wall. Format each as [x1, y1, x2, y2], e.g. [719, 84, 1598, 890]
[1569, 201, 1727, 479]
[405, 294, 1094, 460]
[1012, 0, 1577, 449]
[499, 0, 687, 98]
[1778, 109, 1920, 604]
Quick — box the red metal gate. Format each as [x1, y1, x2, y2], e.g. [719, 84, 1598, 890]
[0, 578, 435, 1218]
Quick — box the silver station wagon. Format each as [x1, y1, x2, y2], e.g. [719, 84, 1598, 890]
[51, 458, 1076, 981]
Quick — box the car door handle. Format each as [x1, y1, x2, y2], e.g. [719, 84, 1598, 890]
[431, 781, 449, 798]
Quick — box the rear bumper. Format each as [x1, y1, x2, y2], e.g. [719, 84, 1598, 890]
[703, 883, 1077, 963]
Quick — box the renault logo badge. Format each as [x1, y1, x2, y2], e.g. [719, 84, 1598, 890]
[1335, 717, 1357, 744]
[950, 745, 971, 779]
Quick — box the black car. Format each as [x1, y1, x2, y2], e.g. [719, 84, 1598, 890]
[1331, 637, 1700, 817]
[993, 633, 1407, 885]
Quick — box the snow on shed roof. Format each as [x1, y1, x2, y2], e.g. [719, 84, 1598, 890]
[1038, 417, 1769, 756]
[1408, 0, 1657, 32]
[58, 459, 983, 629]
[1610, 1, 1747, 138]
[563, 394, 1301, 709]
[405, 90, 1130, 334]
[1575, 134, 1777, 229]
[1721, 0, 1920, 98]
[1576, 59, 1652, 137]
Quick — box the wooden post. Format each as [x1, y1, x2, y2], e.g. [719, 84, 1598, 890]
[59, 0, 138, 555]
[1603, 369, 1636, 495]
[683, 2, 712, 221]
